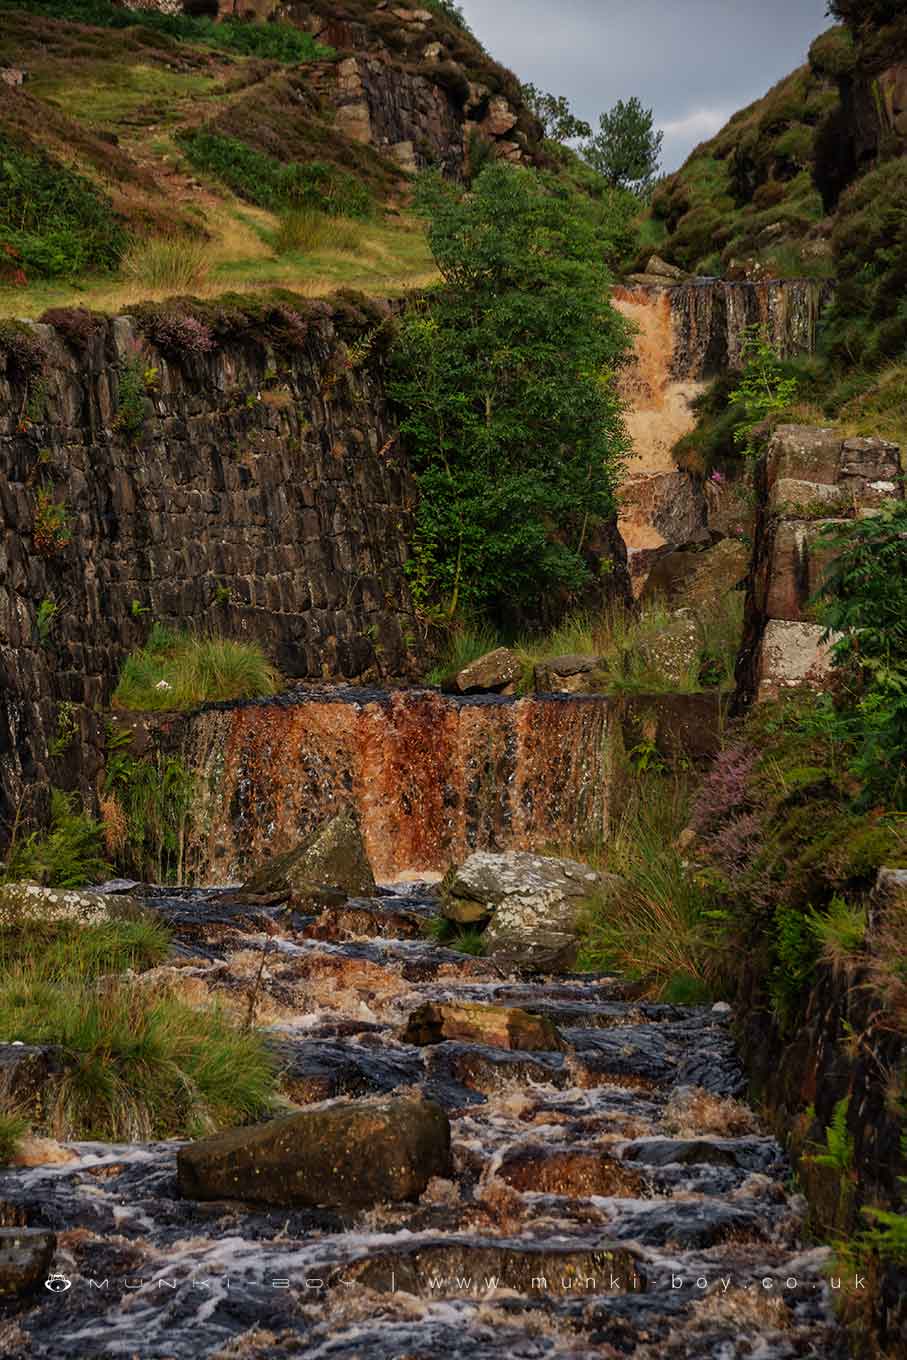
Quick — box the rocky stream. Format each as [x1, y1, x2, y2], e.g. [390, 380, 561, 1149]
[0, 876, 844, 1360]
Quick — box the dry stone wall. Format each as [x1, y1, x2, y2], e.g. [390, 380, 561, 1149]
[0, 303, 420, 833]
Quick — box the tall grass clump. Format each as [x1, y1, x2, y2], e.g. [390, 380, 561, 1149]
[0, 968, 276, 1139]
[0, 917, 170, 979]
[0, 789, 109, 888]
[121, 234, 210, 292]
[516, 594, 744, 695]
[0, 1108, 28, 1164]
[577, 774, 725, 1001]
[112, 626, 280, 711]
[272, 210, 363, 257]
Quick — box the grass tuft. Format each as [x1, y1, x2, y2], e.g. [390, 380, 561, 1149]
[121, 234, 210, 293]
[273, 210, 364, 257]
[425, 622, 500, 688]
[576, 774, 724, 999]
[112, 625, 280, 712]
[0, 967, 276, 1139]
[0, 1108, 29, 1165]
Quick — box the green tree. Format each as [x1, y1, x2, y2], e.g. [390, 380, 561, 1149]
[391, 164, 632, 623]
[581, 98, 664, 194]
[728, 326, 798, 460]
[521, 84, 592, 144]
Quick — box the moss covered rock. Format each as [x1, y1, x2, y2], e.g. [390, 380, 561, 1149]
[240, 809, 376, 902]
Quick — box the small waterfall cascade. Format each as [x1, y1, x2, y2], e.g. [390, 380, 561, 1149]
[181, 688, 614, 884]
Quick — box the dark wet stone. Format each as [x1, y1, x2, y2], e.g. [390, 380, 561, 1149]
[608, 1199, 769, 1248]
[496, 1146, 644, 1198]
[621, 1137, 782, 1173]
[271, 1037, 424, 1104]
[0, 1228, 56, 1298]
[425, 1042, 569, 1097]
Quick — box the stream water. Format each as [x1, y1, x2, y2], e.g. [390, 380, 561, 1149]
[0, 883, 844, 1359]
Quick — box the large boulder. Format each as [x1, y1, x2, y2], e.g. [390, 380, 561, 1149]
[239, 810, 375, 902]
[399, 1001, 568, 1051]
[0, 1044, 67, 1125]
[441, 851, 618, 972]
[756, 620, 837, 702]
[447, 647, 521, 695]
[177, 1095, 451, 1210]
[0, 1229, 57, 1298]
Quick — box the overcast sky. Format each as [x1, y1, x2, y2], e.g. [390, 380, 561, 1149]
[458, 0, 831, 171]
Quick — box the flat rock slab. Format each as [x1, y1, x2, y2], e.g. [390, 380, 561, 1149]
[399, 1001, 568, 1052]
[177, 1095, 451, 1210]
[0, 1228, 57, 1298]
[0, 883, 142, 929]
[621, 1137, 781, 1173]
[496, 1146, 644, 1198]
[342, 1238, 645, 1295]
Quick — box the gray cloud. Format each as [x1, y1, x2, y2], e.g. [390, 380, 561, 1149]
[457, 0, 831, 170]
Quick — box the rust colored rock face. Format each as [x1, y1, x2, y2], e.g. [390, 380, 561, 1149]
[399, 1001, 568, 1052]
[181, 690, 614, 883]
[177, 1095, 452, 1209]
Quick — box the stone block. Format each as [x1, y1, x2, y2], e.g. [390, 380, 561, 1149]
[756, 620, 837, 702]
[766, 425, 843, 488]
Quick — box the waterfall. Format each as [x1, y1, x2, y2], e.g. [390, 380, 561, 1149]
[180, 689, 614, 884]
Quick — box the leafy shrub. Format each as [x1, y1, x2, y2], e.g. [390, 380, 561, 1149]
[39, 307, 104, 353]
[121, 234, 211, 293]
[141, 310, 215, 358]
[113, 344, 157, 442]
[0, 135, 126, 279]
[1, 789, 109, 889]
[177, 131, 373, 219]
[112, 625, 280, 712]
[813, 500, 907, 809]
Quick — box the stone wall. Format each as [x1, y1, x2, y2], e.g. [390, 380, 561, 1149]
[735, 424, 903, 706]
[0, 302, 420, 834]
[738, 869, 907, 1354]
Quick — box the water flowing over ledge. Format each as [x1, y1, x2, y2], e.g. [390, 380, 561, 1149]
[179, 689, 614, 884]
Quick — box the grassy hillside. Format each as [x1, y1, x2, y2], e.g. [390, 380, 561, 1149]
[0, 2, 442, 315]
[638, 60, 838, 279]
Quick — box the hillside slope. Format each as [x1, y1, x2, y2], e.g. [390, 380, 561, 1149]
[0, 0, 544, 315]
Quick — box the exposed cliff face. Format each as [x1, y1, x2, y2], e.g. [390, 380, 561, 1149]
[612, 279, 827, 592]
[0, 301, 419, 833]
[177, 688, 614, 883]
[734, 423, 902, 708]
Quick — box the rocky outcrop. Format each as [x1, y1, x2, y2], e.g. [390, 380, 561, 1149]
[447, 647, 521, 695]
[0, 1229, 57, 1298]
[211, 0, 545, 177]
[177, 1094, 452, 1209]
[735, 424, 902, 705]
[0, 301, 419, 839]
